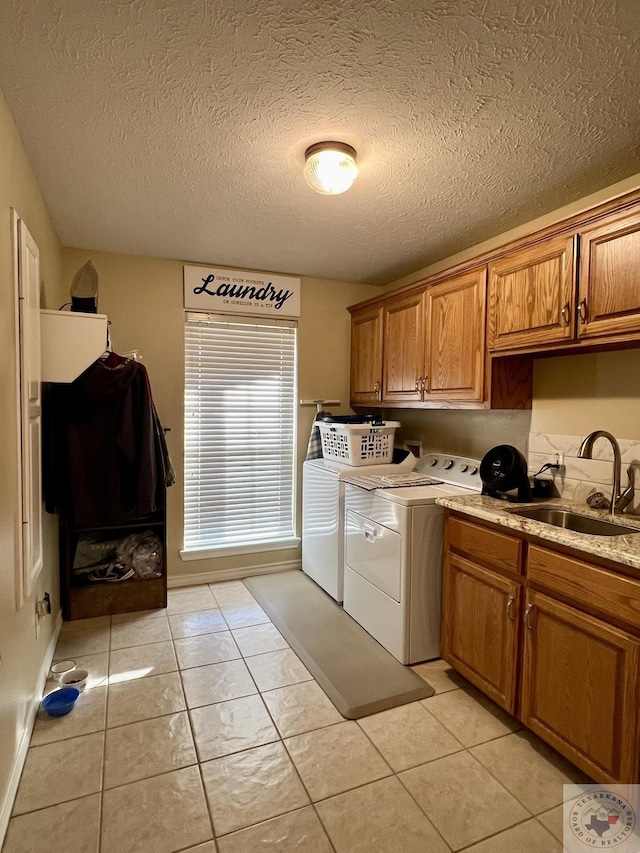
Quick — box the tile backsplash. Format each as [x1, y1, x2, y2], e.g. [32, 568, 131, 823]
[528, 432, 640, 514]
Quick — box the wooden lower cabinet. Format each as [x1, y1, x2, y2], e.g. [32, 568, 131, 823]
[442, 512, 640, 782]
[521, 589, 640, 784]
[441, 553, 521, 713]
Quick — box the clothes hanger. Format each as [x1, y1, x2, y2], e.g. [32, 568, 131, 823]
[99, 322, 129, 368]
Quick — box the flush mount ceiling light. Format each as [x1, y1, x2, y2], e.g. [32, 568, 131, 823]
[303, 142, 358, 195]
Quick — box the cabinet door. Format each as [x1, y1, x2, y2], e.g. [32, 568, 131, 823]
[382, 291, 425, 402]
[441, 552, 521, 714]
[424, 268, 486, 401]
[488, 234, 576, 351]
[521, 590, 640, 783]
[350, 305, 383, 404]
[578, 207, 640, 340]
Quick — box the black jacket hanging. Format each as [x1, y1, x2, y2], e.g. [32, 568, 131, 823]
[44, 358, 171, 527]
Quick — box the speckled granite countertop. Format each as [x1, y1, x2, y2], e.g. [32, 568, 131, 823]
[435, 495, 640, 571]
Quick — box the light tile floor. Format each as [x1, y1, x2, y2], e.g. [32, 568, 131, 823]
[3, 579, 590, 853]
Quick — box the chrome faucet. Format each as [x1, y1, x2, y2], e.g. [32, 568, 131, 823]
[578, 430, 634, 514]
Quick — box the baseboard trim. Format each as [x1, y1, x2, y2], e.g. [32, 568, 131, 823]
[167, 559, 302, 588]
[0, 609, 63, 847]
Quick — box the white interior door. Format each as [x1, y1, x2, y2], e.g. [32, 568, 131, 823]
[13, 211, 43, 607]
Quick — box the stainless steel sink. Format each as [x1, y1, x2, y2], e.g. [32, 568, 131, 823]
[511, 507, 640, 536]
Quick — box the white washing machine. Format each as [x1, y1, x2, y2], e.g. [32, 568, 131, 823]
[343, 454, 482, 664]
[302, 454, 415, 602]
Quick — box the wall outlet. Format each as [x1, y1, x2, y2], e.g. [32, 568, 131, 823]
[554, 452, 564, 467]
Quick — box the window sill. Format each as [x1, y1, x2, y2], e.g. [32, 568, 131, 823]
[180, 537, 301, 561]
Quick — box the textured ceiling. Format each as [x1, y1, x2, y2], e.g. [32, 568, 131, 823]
[0, 0, 639, 284]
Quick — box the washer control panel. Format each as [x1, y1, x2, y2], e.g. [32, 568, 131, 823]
[417, 453, 483, 491]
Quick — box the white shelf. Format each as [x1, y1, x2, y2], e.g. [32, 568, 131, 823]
[40, 310, 108, 383]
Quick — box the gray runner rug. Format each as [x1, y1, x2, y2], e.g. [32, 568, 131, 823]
[244, 570, 434, 719]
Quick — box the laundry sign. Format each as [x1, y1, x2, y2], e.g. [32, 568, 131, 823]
[184, 265, 301, 318]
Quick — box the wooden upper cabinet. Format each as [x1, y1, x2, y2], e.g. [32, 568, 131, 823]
[350, 305, 383, 404]
[348, 193, 640, 407]
[578, 207, 640, 340]
[424, 268, 486, 401]
[488, 234, 576, 351]
[382, 290, 425, 402]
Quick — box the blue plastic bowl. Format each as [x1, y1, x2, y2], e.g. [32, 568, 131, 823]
[42, 687, 80, 717]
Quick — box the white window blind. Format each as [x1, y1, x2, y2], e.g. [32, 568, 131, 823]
[183, 314, 298, 557]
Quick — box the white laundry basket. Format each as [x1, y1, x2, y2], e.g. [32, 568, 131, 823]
[317, 421, 400, 466]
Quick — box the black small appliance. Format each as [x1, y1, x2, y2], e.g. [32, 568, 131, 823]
[480, 444, 532, 502]
[321, 414, 383, 425]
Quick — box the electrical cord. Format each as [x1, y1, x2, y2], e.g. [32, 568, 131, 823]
[533, 462, 561, 478]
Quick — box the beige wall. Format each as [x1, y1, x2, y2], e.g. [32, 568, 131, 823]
[532, 350, 640, 438]
[61, 247, 380, 580]
[390, 408, 531, 462]
[0, 87, 63, 826]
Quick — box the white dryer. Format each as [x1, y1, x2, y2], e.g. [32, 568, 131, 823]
[343, 454, 482, 664]
[302, 454, 415, 602]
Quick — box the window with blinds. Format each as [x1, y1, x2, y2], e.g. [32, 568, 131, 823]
[183, 314, 298, 558]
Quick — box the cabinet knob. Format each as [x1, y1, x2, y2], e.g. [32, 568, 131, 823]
[560, 302, 570, 326]
[415, 376, 423, 391]
[506, 594, 515, 621]
[421, 376, 427, 391]
[578, 299, 588, 324]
